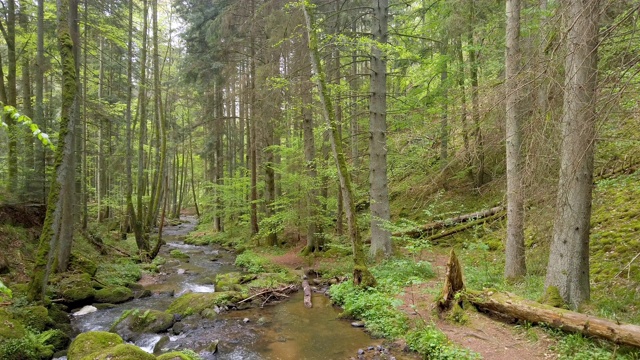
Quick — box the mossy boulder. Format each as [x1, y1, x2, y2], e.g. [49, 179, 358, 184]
[245, 272, 298, 290]
[214, 272, 256, 291]
[70, 253, 98, 277]
[166, 291, 244, 316]
[67, 331, 123, 360]
[10, 305, 52, 332]
[57, 273, 96, 305]
[110, 309, 175, 341]
[95, 286, 134, 304]
[39, 329, 71, 353]
[0, 308, 26, 339]
[80, 343, 155, 360]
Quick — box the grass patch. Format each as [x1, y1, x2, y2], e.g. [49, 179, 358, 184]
[406, 323, 480, 360]
[94, 260, 141, 287]
[234, 250, 284, 274]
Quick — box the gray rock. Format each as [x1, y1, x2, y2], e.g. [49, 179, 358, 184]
[351, 321, 365, 327]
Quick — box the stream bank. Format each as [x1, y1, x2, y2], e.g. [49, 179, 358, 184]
[65, 216, 395, 360]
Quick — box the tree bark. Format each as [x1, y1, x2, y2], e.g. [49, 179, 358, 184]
[28, 0, 78, 302]
[504, 0, 526, 280]
[545, 0, 600, 309]
[303, 4, 375, 288]
[369, 0, 392, 258]
[302, 276, 312, 308]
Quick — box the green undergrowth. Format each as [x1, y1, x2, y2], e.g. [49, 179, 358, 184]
[406, 323, 480, 360]
[328, 258, 477, 358]
[234, 250, 285, 274]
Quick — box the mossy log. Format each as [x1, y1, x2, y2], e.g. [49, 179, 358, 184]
[302, 277, 312, 308]
[394, 206, 505, 239]
[465, 290, 640, 348]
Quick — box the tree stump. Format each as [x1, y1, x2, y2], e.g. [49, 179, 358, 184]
[438, 249, 464, 312]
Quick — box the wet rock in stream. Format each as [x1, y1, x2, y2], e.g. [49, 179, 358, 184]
[110, 309, 175, 341]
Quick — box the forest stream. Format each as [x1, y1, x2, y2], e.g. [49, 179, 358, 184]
[61, 217, 389, 360]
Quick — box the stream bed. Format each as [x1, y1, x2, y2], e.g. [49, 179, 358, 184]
[67, 217, 392, 360]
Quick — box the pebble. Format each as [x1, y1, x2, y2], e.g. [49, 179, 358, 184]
[357, 349, 365, 355]
[243, 317, 250, 323]
[351, 321, 365, 327]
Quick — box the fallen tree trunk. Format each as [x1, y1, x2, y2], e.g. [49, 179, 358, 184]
[302, 276, 312, 308]
[421, 211, 506, 243]
[394, 206, 505, 238]
[465, 290, 640, 348]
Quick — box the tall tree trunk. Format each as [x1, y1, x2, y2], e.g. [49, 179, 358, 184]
[214, 82, 224, 232]
[124, 0, 137, 239]
[467, 0, 484, 187]
[545, 0, 599, 309]
[303, 4, 375, 287]
[301, 68, 322, 254]
[134, 0, 150, 253]
[28, 0, 78, 302]
[19, 0, 34, 199]
[456, 35, 470, 165]
[5, 0, 17, 194]
[35, 0, 46, 204]
[369, 0, 392, 258]
[439, 38, 448, 167]
[249, 0, 259, 236]
[504, 0, 526, 280]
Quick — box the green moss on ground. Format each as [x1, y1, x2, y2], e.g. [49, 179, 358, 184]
[169, 250, 190, 259]
[166, 292, 244, 316]
[80, 343, 156, 360]
[94, 286, 134, 304]
[67, 331, 123, 360]
[110, 308, 174, 335]
[56, 272, 96, 304]
[157, 350, 202, 360]
[0, 308, 26, 339]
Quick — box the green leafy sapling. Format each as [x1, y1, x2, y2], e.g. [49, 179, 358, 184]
[0, 104, 55, 151]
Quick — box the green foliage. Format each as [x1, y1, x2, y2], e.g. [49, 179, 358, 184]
[170, 249, 190, 259]
[234, 250, 284, 274]
[0, 332, 54, 360]
[94, 260, 141, 287]
[329, 280, 408, 338]
[552, 332, 640, 360]
[406, 324, 480, 360]
[0, 104, 55, 151]
[371, 258, 435, 292]
[0, 279, 12, 299]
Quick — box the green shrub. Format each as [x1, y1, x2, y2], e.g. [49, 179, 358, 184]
[406, 324, 479, 360]
[94, 261, 141, 287]
[329, 280, 408, 338]
[234, 251, 282, 273]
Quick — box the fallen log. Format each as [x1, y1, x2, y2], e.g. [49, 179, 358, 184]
[302, 276, 313, 308]
[421, 211, 506, 243]
[465, 290, 640, 348]
[393, 206, 505, 238]
[438, 251, 640, 348]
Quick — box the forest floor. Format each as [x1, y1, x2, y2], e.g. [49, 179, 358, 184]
[266, 243, 559, 360]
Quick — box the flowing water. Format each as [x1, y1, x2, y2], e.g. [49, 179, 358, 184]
[67, 217, 391, 360]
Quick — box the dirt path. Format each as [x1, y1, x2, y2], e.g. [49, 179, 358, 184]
[268, 246, 558, 360]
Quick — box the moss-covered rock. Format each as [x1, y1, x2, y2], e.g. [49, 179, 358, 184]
[80, 343, 156, 360]
[95, 286, 134, 304]
[0, 308, 26, 339]
[157, 350, 202, 360]
[10, 305, 52, 332]
[67, 331, 123, 360]
[70, 253, 98, 277]
[244, 272, 298, 291]
[166, 291, 244, 316]
[48, 303, 70, 326]
[214, 272, 256, 291]
[57, 273, 96, 305]
[39, 329, 71, 353]
[110, 309, 175, 341]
